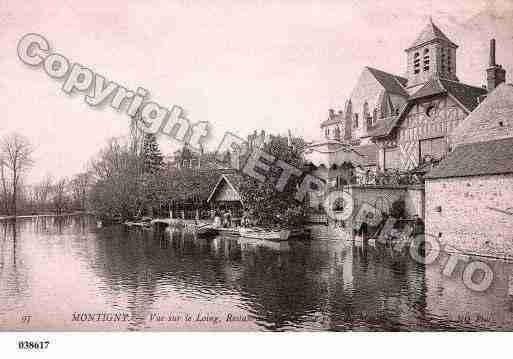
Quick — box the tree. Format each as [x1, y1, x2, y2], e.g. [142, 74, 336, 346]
[238, 134, 307, 227]
[141, 133, 164, 175]
[0, 133, 34, 216]
[88, 137, 145, 222]
[52, 178, 69, 214]
[33, 175, 53, 213]
[69, 173, 91, 211]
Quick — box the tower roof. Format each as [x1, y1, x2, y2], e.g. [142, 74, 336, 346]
[406, 19, 457, 51]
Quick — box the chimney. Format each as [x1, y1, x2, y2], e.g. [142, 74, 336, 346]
[489, 39, 496, 66]
[344, 99, 352, 140]
[487, 38, 506, 92]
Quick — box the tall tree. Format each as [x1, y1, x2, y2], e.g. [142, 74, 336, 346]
[33, 175, 53, 213]
[238, 134, 307, 227]
[0, 133, 34, 216]
[89, 137, 145, 222]
[69, 173, 91, 211]
[141, 133, 164, 175]
[52, 178, 69, 214]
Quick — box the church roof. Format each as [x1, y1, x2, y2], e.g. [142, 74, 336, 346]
[440, 79, 487, 112]
[410, 77, 487, 112]
[365, 67, 409, 97]
[425, 137, 513, 179]
[371, 78, 487, 140]
[406, 19, 457, 51]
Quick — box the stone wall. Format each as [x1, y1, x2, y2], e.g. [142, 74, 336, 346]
[425, 174, 513, 259]
[347, 185, 425, 219]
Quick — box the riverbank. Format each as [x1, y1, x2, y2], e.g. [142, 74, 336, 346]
[0, 212, 92, 220]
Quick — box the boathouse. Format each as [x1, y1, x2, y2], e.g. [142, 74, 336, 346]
[206, 173, 245, 220]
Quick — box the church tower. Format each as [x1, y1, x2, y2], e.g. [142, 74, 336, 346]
[405, 19, 459, 89]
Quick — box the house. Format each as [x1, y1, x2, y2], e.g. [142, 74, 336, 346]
[309, 20, 507, 182]
[424, 84, 513, 259]
[206, 173, 245, 219]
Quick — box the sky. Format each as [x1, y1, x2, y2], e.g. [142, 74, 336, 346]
[1, 0, 513, 182]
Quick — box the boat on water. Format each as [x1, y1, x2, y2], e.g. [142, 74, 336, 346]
[238, 237, 291, 251]
[215, 227, 240, 236]
[239, 227, 291, 241]
[124, 217, 152, 229]
[195, 225, 219, 237]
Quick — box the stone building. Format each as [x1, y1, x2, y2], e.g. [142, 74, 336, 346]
[308, 19, 508, 180]
[424, 83, 513, 259]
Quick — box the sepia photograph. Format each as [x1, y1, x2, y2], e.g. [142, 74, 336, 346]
[1, 0, 513, 356]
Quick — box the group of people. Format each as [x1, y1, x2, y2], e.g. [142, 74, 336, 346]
[212, 209, 233, 228]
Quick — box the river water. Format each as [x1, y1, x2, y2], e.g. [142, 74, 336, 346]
[1, 215, 513, 331]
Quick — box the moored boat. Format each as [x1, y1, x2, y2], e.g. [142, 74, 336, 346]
[196, 225, 219, 237]
[239, 227, 291, 241]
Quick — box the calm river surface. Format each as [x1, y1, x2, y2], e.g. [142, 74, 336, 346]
[1, 215, 513, 331]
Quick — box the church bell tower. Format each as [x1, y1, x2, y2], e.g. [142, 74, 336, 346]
[405, 18, 459, 88]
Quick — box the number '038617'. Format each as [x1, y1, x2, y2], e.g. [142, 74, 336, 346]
[18, 341, 50, 350]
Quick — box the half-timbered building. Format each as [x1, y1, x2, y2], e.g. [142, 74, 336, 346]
[311, 19, 508, 177]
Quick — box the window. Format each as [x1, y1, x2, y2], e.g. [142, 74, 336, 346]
[423, 52, 430, 72]
[420, 137, 447, 162]
[413, 51, 420, 75]
[424, 48, 429, 54]
[353, 113, 359, 128]
[426, 105, 435, 117]
[384, 148, 402, 170]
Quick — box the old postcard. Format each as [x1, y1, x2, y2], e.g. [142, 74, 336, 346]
[1, 1, 513, 350]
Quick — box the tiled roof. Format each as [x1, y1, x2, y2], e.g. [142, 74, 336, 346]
[369, 103, 411, 139]
[440, 79, 487, 112]
[452, 83, 513, 146]
[409, 77, 446, 100]
[352, 144, 378, 166]
[366, 67, 409, 97]
[372, 78, 486, 140]
[366, 115, 400, 137]
[410, 77, 487, 112]
[407, 19, 457, 50]
[425, 137, 513, 179]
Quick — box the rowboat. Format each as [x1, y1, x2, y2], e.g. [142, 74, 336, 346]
[215, 227, 240, 236]
[124, 220, 152, 229]
[196, 225, 219, 237]
[239, 227, 291, 241]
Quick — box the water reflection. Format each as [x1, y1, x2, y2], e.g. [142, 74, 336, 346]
[0, 216, 513, 331]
